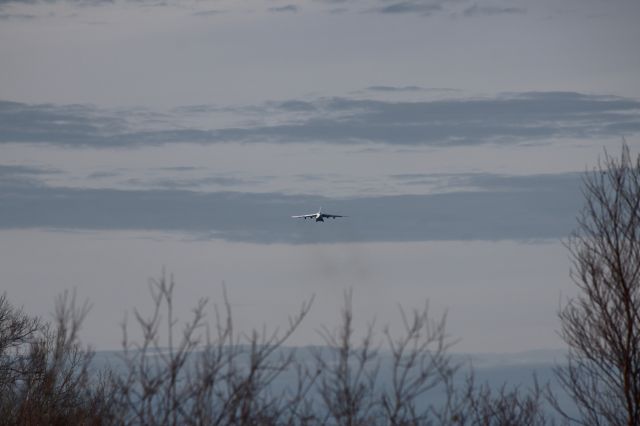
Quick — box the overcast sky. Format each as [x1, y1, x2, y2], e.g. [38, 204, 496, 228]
[1, 0, 639, 352]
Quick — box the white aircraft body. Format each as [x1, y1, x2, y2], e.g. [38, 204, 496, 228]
[292, 208, 345, 222]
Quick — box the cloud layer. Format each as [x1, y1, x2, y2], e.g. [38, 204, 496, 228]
[1, 92, 639, 148]
[0, 167, 582, 243]
[0, 0, 526, 18]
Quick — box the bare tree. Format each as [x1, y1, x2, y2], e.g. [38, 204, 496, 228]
[553, 143, 640, 425]
[0, 293, 40, 387]
[0, 290, 112, 425]
[0, 293, 41, 419]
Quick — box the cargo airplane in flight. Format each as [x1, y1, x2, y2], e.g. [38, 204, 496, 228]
[292, 208, 345, 222]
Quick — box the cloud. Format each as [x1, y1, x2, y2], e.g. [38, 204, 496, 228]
[268, 4, 298, 13]
[0, 100, 127, 146]
[0, 164, 56, 187]
[2, 92, 639, 148]
[124, 174, 259, 190]
[212, 92, 640, 145]
[364, 85, 460, 94]
[462, 4, 526, 17]
[0, 0, 173, 12]
[0, 0, 125, 3]
[0, 164, 53, 175]
[271, 100, 318, 112]
[0, 0, 533, 19]
[84, 168, 259, 190]
[391, 171, 582, 193]
[0, 170, 582, 243]
[371, 0, 443, 16]
[366, 85, 425, 92]
[0, 164, 55, 179]
[362, 0, 530, 18]
[0, 12, 36, 19]
[87, 170, 120, 179]
[192, 9, 225, 17]
[0, 0, 115, 5]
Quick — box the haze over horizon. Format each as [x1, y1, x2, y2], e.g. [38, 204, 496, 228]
[1, 0, 639, 353]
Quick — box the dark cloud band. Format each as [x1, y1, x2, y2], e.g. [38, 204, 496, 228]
[1, 92, 638, 148]
[0, 168, 582, 243]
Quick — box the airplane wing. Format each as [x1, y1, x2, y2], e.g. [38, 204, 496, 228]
[292, 214, 316, 219]
[321, 213, 345, 219]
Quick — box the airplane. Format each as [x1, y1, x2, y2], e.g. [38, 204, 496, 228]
[292, 207, 346, 222]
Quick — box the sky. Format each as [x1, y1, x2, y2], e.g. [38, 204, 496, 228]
[1, 0, 640, 353]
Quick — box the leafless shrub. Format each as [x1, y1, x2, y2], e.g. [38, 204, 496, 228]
[312, 291, 459, 426]
[110, 280, 467, 425]
[0, 274, 555, 425]
[314, 290, 380, 425]
[110, 272, 315, 425]
[440, 373, 554, 426]
[380, 303, 456, 425]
